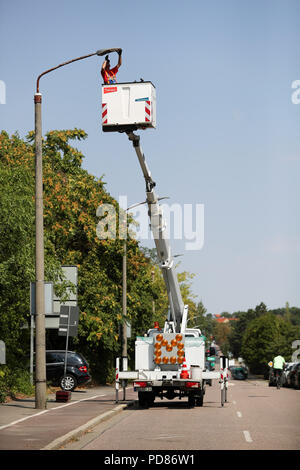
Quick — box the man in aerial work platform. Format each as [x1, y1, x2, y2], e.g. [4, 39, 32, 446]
[101, 49, 122, 84]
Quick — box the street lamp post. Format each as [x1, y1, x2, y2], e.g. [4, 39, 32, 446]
[119, 197, 170, 380]
[34, 48, 109, 409]
[120, 201, 148, 400]
[34, 92, 46, 409]
[122, 236, 127, 375]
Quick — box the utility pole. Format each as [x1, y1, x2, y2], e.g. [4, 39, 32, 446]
[122, 238, 128, 373]
[120, 200, 147, 376]
[152, 268, 155, 317]
[121, 237, 128, 401]
[34, 92, 47, 409]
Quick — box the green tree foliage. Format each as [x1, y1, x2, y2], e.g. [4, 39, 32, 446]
[0, 163, 35, 361]
[241, 312, 300, 375]
[0, 132, 62, 366]
[271, 305, 300, 326]
[177, 269, 197, 321]
[228, 302, 268, 359]
[227, 301, 300, 374]
[187, 301, 216, 340]
[188, 300, 206, 329]
[214, 322, 231, 356]
[0, 130, 198, 385]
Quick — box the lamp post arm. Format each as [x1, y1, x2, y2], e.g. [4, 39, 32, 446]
[36, 51, 98, 93]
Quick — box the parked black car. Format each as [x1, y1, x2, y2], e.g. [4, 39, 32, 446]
[45, 350, 91, 391]
[294, 363, 300, 389]
[287, 362, 300, 389]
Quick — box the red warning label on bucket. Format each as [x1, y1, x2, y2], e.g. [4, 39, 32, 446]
[104, 87, 117, 94]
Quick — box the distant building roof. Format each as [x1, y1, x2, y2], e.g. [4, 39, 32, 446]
[213, 314, 238, 323]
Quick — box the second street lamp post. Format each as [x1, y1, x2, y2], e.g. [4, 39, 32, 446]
[122, 236, 127, 375]
[120, 201, 147, 400]
[34, 48, 111, 409]
[119, 197, 170, 391]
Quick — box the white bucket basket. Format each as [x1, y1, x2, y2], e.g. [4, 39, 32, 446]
[102, 81, 156, 132]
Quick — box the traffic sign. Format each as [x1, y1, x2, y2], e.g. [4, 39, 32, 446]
[30, 281, 53, 315]
[58, 306, 79, 337]
[53, 266, 78, 314]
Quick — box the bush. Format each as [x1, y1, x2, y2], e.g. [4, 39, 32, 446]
[0, 366, 34, 403]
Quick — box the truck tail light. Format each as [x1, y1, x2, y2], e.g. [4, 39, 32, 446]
[186, 382, 199, 388]
[134, 381, 147, 388]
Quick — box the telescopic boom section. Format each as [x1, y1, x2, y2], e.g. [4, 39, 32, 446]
[127, 132, 186, 333]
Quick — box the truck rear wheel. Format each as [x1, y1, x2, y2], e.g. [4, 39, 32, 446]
[196, 393, 204, 407]
[188, 395, 195, 408]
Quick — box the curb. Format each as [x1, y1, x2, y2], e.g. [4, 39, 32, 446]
[42, 400, 135, 450]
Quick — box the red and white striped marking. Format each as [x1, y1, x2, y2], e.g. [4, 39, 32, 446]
[102, 103, 107, 125]
[145, 100, 151, 122]
[115, 361, 120, 391]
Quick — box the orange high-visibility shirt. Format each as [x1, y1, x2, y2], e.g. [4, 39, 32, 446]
[101, 66, 119, 84]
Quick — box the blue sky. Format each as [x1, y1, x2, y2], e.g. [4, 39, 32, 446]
[1, 0, 299, 314]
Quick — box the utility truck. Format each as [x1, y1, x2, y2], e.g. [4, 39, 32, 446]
[100, 66, 227, 407]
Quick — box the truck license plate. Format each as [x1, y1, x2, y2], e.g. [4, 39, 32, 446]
[134, 387, 152, 392]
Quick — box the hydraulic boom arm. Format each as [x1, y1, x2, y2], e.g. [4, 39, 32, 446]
[126, 132, 188, 333]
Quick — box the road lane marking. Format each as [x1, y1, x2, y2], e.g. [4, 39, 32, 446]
[151, 434, 185, 440]
[237, 411, 242, 418]
[52, 395, 105, 411]
[0, 394, 107, 431]
[243, 430, 253, 443]
[233, 400, 236, 405]
[0, 410, 48, 431]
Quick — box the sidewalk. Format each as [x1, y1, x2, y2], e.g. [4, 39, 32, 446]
[0, 385, 136, 450]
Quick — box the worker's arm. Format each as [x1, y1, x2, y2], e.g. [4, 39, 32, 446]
[102, 57, 108, 71]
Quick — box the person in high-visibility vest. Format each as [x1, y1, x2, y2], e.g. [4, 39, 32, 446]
[272, 355, 286, 385]
[101, 49, 122, 84]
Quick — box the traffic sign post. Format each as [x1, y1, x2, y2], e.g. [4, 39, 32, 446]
[0, 341, 5, 365]
[58, 306, 79, 377]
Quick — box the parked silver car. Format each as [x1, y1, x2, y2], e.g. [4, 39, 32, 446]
[282, 363, 295, 387]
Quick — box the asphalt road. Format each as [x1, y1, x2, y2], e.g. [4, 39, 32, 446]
[0, 385, 133, 450]
[62, 378, 300, 451]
